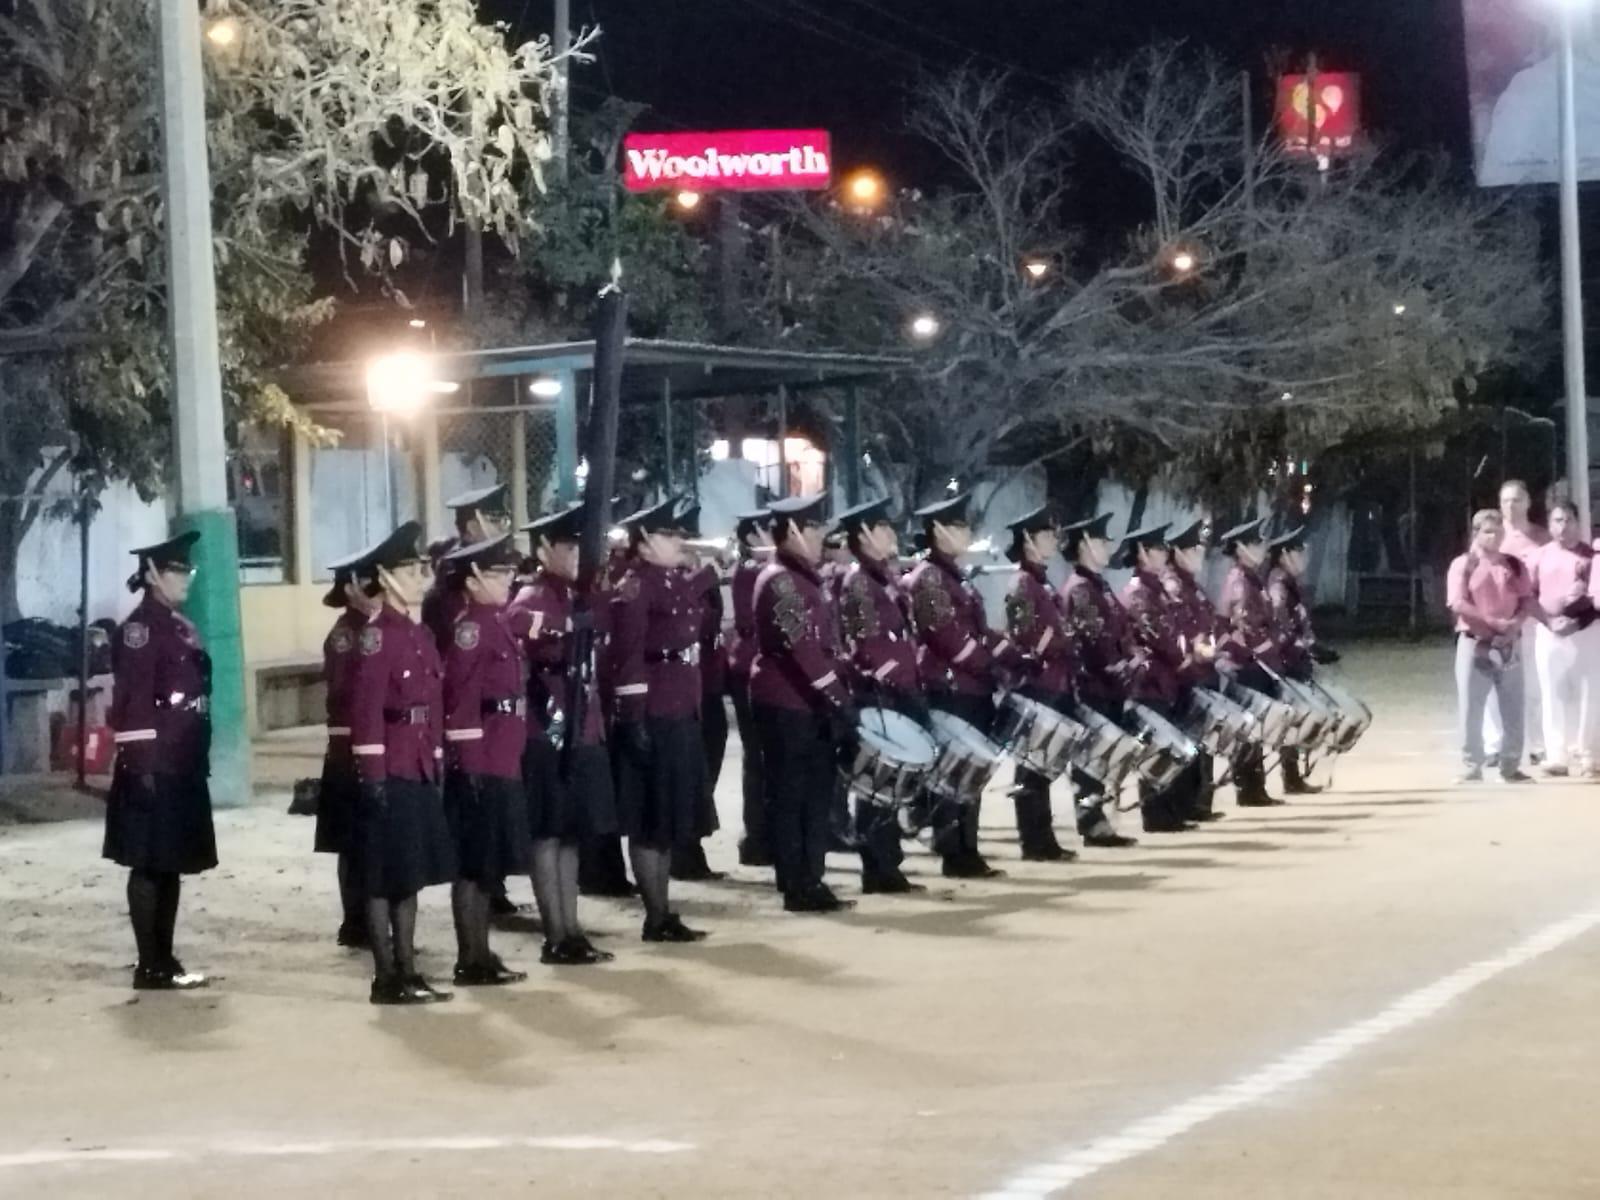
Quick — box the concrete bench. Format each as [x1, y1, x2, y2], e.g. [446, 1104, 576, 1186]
[2, 678, 66, 775]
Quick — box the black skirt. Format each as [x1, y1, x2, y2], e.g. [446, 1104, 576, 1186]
[313, 750, 359, 855]
[102, 762, 218, 875]
[443, 771, 533, 883]
[354, 776, 457, 899]
[699, 694, 729, 831]
[522, 734, 620, 842]
[612, 716, 711, 848]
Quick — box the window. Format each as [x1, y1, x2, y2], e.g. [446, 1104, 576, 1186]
[306, 411, 421, 581]
[228, 424, 291, 585]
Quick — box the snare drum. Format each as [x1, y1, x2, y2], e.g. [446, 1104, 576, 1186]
[1275, 675, 1340, 752]
[1065, 702, 1146, 787]
[1175, 687, 1259, 758]
[927, 710, 1006, 805]
[1126, 702, 1201, 792]
[1305, 675, 1372, 755]
[1222, 678, 1298, 750]
[994, 693, 1090, 780]
[840, 708, 938, 811]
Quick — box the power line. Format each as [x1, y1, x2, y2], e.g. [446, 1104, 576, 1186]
[831, 0, 1059, 86]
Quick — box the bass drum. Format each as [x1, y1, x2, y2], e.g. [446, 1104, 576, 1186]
[840, 708, 938, 812]
[994, 693, 1090, 781]
[1305, 675, 1372, 755]
[1126, 702, 1202, 793]
[926, 711, 1006, 806]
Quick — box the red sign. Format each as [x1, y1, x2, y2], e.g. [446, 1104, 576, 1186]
[1276, 73, 1361, 156]
[622, 129, 832, 193]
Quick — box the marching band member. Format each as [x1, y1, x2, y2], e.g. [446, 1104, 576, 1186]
[1216, 518, 1282, 807]
[104, 532, 216, 990]
[437, 535, 531, 987]
[750, 495, 859, 911]
[346, 523, 457, 1004]
[1002, 505, 1077, 862]
[509, 504, 617, 965]
[315, 550, 384, 949]
[728, 510, 775, 867]
[904, 492, 1017, 876]
[1449, 509, 1536, 783]
[1160, 519, 1226, 821]
[609, 497, 710, 942]
[422, 484, 513, 647]
[1116, 522, 1201, 833]
[1059, 514, 1140, 847]
[671, 500, 727, 883]
[1266, 526, 1338, 793]
[836, 496, 927, 892]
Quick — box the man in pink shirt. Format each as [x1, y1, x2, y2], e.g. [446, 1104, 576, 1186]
[1448, 509, 1536, 783]
[1529, 502, 1597, 776]
[1486, 480, 1551, 765]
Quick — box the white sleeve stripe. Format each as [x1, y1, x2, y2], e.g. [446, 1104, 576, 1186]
[1037, 627, 1053, 652]
[444, 729, 484, 742]
[353, 744, 385, 755]
[952, 639, 978, 664]
[114, 730, 157, 743]
[811, 671, 838, 690]
[615, 684, 650, 696]
[873, 661, 897, 681]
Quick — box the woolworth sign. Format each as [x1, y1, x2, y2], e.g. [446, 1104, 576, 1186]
[622, 129, 833, 193]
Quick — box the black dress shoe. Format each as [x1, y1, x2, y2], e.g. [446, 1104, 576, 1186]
[454, 956, 527, 986]
[403, 973, 453, 1003]
[1236, 795, 1285, 807]
[1196, 810, 1226, 822]
[811, 885, 855, 911]
[942, 855, 1006, 879]
[642, 913, 708, 942]
[337, 919, 370, 949]
[132, 963, 209, 991]
[1282, 778, 1323, 796]
[541, 936, 615, 965]
[784, 890, 828, 913]
[1020, 842, 1077, 863]
[670, 865, 729, 883]
[862, 873, 926, 894]
[370, 973, 420, 1005]
[1082, 830, 1139, 848]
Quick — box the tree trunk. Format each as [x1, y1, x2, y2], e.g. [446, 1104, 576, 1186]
[0, 505, 23, 627]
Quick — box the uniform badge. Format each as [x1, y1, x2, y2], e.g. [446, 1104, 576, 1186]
[455, 621, 481, 651]
[122, 622, 149, 649]
[359, 626, 384, 656]
[330, 628, 355, 655]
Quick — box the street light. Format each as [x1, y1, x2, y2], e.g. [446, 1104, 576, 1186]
[1169, 248, 1198, 276]
[1555, 0, 1592, 530]
[408, 317, 428, 329]
[529, 376, 563, 399]
[1391, 303, 1407, 316]
[674, 190, 702, 212]
[844, 169, 886, 210]
[908, 313, 941, 341]
[365, 351, 438, 525]
[1023, 258, 1051, 281]
[204, 17, 238, 46]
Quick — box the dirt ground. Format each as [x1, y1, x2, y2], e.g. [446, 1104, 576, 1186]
[4, 640, 1600, 1198]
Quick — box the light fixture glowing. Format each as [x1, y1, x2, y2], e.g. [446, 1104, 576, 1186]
[909, 313, 941, 341]
[529, 377, 563, 399]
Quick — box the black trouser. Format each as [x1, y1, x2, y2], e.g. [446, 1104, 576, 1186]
[1192, 749, 1216, 818]
[729, 677, 770, 863]
[755, 704, 836, 898]
[928, 692, 995, 864]
[1228, 665, 1276, 802]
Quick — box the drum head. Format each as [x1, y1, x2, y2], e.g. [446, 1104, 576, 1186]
[858, 708, 938, 767]
[929, 711, 1003, 763]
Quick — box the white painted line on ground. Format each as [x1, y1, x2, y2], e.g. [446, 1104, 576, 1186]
[979, 901, 1600, 1199]
[0, 1135, 695, 1172]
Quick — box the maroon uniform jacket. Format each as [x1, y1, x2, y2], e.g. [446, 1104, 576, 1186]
[750, 550, 852, 713]
[905, 551, 1016, 697]
[322, 607, 367, 762]
[508, 571, 606, 745]
[1061, 565, 1134, 704]
[110, 595, 211, 777]
[1119, 569, 1184, 706]
[349, 604, 444, 785]
[727, 556, 763, 682]
[1266, 566, 1315, 677]
[609, 560, 702, 723]
[440, 597, 527, 780]
[1160, 564, 1224, 686]
[1218, 562, 1282, 674]
[1006, 561, 1076, 698]
[838, 558, 920, 696]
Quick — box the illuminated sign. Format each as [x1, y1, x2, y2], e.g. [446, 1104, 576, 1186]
[623, 129, 832, 193]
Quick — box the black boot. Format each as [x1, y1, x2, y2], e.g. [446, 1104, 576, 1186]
[1281, 749, 1323, 795]
[670, 841, 727, 882]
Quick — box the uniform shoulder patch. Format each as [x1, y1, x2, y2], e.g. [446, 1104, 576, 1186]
[911, 572, 954, 632]
[769, 570, 798, 597]
[330, 627, 355, 655]
[359, 626, 384, 656]
[454, 620, 481, 650]
[1005, 589, 1035, 635]
[122, 621, 149, 650]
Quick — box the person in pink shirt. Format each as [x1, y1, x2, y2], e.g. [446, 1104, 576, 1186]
[1486, 480, 1551, 764]
[1448, 509, 1536, 783]
[1530, 502, 1597, 776]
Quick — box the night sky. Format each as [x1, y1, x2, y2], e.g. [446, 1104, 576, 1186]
[485, 0, 1474, 180]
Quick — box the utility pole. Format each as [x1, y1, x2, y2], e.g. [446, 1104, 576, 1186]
[1558, 1, 1592, 531]
[157, 1, 250, 807]
[554, 0, 571, 182]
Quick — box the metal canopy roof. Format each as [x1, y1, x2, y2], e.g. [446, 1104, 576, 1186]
[292, 337, 909, 410]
